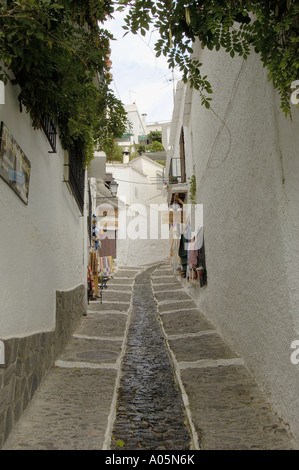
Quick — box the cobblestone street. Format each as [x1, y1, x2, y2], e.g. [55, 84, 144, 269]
[3, 264, 296, 451]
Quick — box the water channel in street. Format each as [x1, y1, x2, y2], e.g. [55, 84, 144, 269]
[111, 266, 192, 450]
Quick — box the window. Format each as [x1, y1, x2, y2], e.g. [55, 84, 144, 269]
[40, 114, 57, 153]
[63, 147, 85, 214]
[168, 127, 186, 184]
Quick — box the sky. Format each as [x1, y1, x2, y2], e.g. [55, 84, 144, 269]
[105, 10, 180, 124]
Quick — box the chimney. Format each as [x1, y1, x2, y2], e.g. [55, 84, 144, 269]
[141, 113, 147, 130]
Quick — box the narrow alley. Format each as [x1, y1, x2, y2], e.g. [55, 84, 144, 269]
[1, 0, 299, 456]
[3, 265, 294, 451]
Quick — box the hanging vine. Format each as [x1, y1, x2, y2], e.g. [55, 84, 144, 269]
[0, 0, 128, 166]
[0, 1, 297, 167]
[118, 0, 299, 117]
[188, 169, 197, 203]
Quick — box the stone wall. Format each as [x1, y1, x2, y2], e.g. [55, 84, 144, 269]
[0, 284, 85, 449]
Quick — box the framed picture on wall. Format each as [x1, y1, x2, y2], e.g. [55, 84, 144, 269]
[0, 122, 31, 204]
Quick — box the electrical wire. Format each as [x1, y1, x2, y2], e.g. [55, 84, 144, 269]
[114, 177, 165, 185]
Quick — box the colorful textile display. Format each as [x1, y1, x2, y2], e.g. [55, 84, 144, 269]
[91, 214, 102, 252]
[87, 265, 95, 296]
[89, 251, 98, 275]
[187, 238, 198, 265]
[99, 256, 114, 276]
[170, 228, 181, 272]
[169, 222, 207, 286]
[178, 234, 189, 277]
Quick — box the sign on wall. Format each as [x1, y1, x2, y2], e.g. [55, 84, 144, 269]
[0, 122, 31, 204]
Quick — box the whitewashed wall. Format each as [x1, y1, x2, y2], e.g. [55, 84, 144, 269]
[106, 159, 169, 267]
[130, 156, 166, 204]
[106, 162, 146, 206]
[172, 42, 299, 441]
[0, 81, 87, 338]
[124, 104, 147, 145]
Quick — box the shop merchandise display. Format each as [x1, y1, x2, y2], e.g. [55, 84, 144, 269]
[87, 214, 115, 300]
[170, 224, 207, 287]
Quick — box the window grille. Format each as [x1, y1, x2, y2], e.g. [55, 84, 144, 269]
[64, 147, 85, 214]
[40, 115, 57, 153]
[87, 182, 92, 242]
[169, 128, 187, 184]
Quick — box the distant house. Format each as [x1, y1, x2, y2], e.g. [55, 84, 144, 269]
[116, 103, 147, 153]
[146, 120, 172, 156]
[116, 103, 171, 162]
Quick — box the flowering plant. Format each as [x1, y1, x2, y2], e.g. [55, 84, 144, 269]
[169, 176, 178, 184]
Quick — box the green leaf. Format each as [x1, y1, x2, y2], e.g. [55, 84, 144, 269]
[116, 439, 124, 448]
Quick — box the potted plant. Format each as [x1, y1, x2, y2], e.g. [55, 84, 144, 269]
[169, 176, 178, 184]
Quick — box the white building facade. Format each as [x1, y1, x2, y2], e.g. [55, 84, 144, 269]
[166, 41, 299, 443]
[116, 103, 147, 153]
[106, 155, 169, 267]
[0, 80, 88, 447]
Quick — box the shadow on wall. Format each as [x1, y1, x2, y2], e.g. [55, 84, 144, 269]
[120, 238, 170, 267]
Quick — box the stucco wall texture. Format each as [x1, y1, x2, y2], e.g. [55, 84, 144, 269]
[181, 43, 299, 441]
[0, 81, 86, 338]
